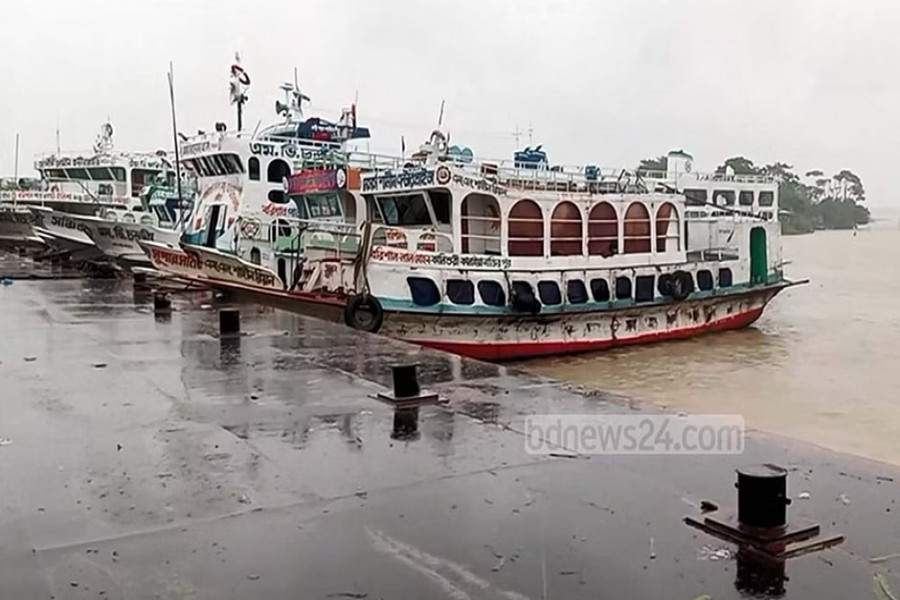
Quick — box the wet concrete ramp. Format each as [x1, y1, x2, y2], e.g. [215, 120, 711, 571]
[1, 277, 899, 598]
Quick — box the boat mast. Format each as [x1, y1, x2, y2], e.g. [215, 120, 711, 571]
[230, 53, 250, 132]
[13, 133, 19, 206]
[167, 62, 185, 230]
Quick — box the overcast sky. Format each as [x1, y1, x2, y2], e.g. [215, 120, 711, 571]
[3, 0, 898, 207]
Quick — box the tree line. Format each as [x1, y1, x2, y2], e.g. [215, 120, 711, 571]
[638, 155, 870, 234]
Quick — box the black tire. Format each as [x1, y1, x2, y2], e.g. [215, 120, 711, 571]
[344, 294, 384, 333]
[657, 274, 673, 297]
[669, 270, 694, 301]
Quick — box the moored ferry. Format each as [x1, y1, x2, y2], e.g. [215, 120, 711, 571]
[140, 68, 378, 283]
[0, 122, 178, 255]
[144, 127, 805, 360]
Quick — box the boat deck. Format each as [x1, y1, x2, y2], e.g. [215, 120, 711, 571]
[1, 267, 899, 598]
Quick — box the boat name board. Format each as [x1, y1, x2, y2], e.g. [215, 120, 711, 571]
[149, 246, 202, 270]
[37, 155, 169, 170]
[249, 142, 326, 161]
[181, 141, 213, 157]
[199, 256, 281, 289]
[48, 214, 91, 235]
[261, 203, 301, 217]
[451, 173, 508, 196]
[362, 168, 435, 192]
[287, 168, 345, 194]
[95, 225, 155, 242]
[370, 246, 512, 270]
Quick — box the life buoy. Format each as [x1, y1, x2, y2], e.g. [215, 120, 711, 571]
[231, 64, 250, 86]
[668, 270, 694, 301]
[344, 294, 384, 333]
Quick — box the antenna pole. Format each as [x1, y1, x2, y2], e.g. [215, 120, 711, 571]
[13, 133, 19, 205]
[438, 100, 445, 127]
[167, 62, 185, 230]
[56, 116, 60, 155]
[13, 134, 19, 183]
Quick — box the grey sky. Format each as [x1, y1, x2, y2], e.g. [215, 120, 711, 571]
[3, 0, 898, 207]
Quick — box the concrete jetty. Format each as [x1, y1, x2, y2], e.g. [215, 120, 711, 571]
[1, 275, 898, 599]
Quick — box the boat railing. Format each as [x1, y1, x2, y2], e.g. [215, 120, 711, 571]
[35, 151, 172, 170]
[370, 224, 454, 254]
[637, 168, 776, 185]
[0, 190, 134, 205]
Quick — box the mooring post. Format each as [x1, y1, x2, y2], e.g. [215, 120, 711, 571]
[219, 309, 240, 336]
[735, 465, 791, 530]
[391, 363, 420, 399]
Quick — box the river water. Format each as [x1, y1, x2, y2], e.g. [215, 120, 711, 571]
[524, 214, 900, 466]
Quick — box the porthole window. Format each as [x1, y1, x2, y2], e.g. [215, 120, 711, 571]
[407, 277, 440, 306]
[634, 275, 655, 303]
[248, 157, 260, 181]
[615, 276, 632, 300]
[447, 279, 475, 305]
[567, 279, 588, 304]
[590, 278, 610, 302]
[537, 281, 562, 306]
[478, 281, 506, 307]
[718, 268, 733, 288]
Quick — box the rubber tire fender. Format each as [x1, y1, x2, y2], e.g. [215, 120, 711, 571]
[344, 294, 384, 333]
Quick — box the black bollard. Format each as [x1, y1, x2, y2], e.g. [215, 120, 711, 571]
[391, 363, 420, 399]
[735, 465, 791, 529]
[219, 309, 240, 336]
[153, 292, 172, 314]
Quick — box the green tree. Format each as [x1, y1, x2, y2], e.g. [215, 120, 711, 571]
[716, 156, 761, 175]
[637, 156, 667, 172]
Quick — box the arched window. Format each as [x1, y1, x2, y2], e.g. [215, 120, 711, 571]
[248, 157, 260, 181]
[587, 202, 618, 257]
[460, 193, 501, 255]
[507, 199, 543, 257]
[267, 159, 291, 184]
[550, 201, 583, 256]
[623, 202, 651, 254]
[655, 202, 680, 252]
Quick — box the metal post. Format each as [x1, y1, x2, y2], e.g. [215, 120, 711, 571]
[735, 465, 791, 529]
[391, 363, 420, 399]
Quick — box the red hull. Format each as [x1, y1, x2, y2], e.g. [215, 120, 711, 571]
[416, 307, 765, 361]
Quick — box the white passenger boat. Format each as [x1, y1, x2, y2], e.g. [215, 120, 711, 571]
[0, 122, 178, 256]
[145, 123, 806, 360]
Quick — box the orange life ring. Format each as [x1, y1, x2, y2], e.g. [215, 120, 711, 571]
[231, 64, 250, 86]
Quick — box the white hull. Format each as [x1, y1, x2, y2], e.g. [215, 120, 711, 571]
[0, 207, 45, 247]
[378, 285, 786, 361]
[71, 215, 181, 266]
